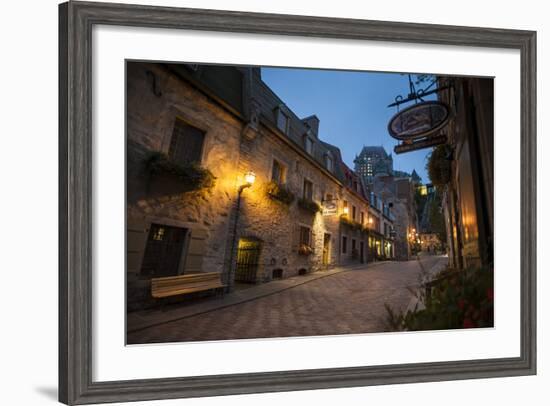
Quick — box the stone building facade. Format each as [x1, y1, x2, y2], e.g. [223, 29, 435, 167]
[126, 62, 372, 310]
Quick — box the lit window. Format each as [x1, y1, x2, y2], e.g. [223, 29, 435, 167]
[271, 159, 286, 185]
[152, 227, 165, 241]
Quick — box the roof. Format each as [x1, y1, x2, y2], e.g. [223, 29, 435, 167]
[167, 62, 369, 200]
[357, 146, 390, 158]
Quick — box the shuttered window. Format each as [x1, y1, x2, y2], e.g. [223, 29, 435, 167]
[299, 226, 311, 247]
[168, 118, 205, 165]
[342, 236, 348, 254]
[303, 179, 313, 200]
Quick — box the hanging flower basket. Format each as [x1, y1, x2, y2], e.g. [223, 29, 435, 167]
[298, 244, 314, 256]
[144, 152, 216, 192]
[297, 198, 321, 215]
[426, 144, 452, 187]
[266, 181, 295, 206]
[339, 215, 363, 232]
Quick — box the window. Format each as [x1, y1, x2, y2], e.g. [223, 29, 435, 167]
[299, 226, 311, 247]
[342, 236, 348, 254]
[276, 110, 290, 133]
[325, 154, 334, 171]
[352, 239, 356, 252]
[271, 159, 286, 185]
[352, 206, 357, 221]
[140, 224, 188, 277]
[325, 193, 333, 202]
[360, 211, 365, 225]
[304, 136, 314, 155]
[303, 179, 313, 201]
[168, 118, 205, 165]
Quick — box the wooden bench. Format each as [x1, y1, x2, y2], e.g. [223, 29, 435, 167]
[151, 272, 226, 300]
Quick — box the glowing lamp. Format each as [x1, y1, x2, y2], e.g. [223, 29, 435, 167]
[343, 206, 349, 215]
[244, 171, 256, 186]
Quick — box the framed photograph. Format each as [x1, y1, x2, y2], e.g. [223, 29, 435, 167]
[59, 1, 536, 404]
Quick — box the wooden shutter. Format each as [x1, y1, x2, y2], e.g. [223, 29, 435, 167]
[127, 217, 148, 278]
[168, 118, 205, 165]
[183, 228, 208, 274]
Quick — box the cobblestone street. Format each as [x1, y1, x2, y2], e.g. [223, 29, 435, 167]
[127, 255, 446, 344]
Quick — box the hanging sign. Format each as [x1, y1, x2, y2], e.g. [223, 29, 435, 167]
[388, 101, 450, 140]
[393, 134, 447, 154]
[322, 199, 338, 216]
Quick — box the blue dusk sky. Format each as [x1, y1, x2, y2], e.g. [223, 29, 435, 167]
[261, 67, 435, 183]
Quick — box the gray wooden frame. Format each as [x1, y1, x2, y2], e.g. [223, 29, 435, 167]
[59, 1, 537, 404]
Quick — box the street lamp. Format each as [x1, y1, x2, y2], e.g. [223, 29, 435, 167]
[244, 170, 256, 187]
[239, 170, 256, 193]
[228, 170, 256, 291]
[343, 206, 349, 216]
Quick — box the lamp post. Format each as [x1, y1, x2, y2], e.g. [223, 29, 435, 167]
[226, 171, 256, 291]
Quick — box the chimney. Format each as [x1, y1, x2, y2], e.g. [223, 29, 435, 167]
[301, 115, 320, 138]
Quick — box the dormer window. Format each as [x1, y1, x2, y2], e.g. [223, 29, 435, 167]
[276, 107, 290, 134]
[324, 153, 334, 172]
[303, 134, 314, 155]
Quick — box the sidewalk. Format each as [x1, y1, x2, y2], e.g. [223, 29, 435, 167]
[127, 261, 391, 334]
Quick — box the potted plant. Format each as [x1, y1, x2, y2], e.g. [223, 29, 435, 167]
[297, 198, 321, 215]
[144, 152, 216, 193]
[298, 244, 314, 256]
[266, 181, 295, 206]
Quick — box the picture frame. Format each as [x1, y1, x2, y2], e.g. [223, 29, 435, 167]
[59, 1, 536, 404]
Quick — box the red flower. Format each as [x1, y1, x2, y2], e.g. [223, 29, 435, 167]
[487, 288, 494, 301]
[457, 299, 465, 310]
[463, 318, 475, 329]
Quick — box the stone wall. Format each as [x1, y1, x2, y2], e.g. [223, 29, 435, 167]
[126, 62, 244, 310]
[234, 121, 365, 282]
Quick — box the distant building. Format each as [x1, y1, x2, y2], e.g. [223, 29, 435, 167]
[370, 174, 419, 260]
[354, 146, 393, 183]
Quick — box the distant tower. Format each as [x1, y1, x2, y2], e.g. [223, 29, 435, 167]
[354, 146, 394, 184]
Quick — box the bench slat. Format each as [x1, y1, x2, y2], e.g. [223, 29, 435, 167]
[152, 283, 225, 298]
[151, 272, 225, 299]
